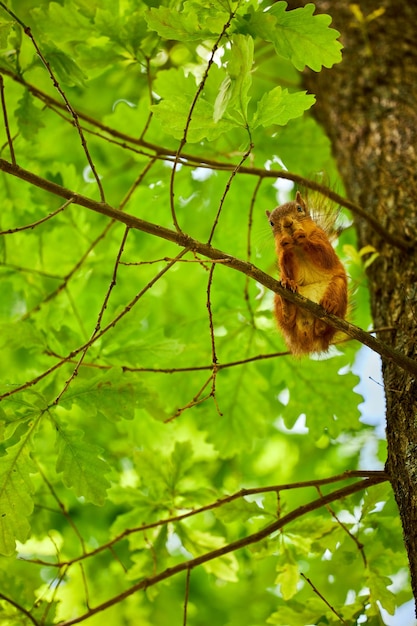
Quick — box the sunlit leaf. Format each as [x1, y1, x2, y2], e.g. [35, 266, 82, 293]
[15, 91, 45, 140]
[253, 86, 315, 128]
[245, 1, 342, 71]
[55, 425, 110, 505]
[0, 442, 35, 555]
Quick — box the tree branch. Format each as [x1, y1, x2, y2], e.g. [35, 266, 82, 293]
[1, 158, 416, 377]
[24, 470, 386, 570]
[58, 474, 386, 625]
[0, 67, 411, 250]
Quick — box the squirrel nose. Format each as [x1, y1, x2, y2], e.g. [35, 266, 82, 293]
[283, 217, 293, 228]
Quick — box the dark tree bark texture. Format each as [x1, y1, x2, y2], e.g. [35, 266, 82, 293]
[289, 0, 417, 611]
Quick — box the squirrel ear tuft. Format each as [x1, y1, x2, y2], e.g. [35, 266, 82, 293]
[266, 210, 271, 217]
[295, 191, 303, 203]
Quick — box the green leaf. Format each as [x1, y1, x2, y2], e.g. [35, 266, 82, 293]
[31, 1, 92, 44]
[0, 20, 13, 49]
[367, 572, 397, 616]
[201, 366, 268, 457]
[215, 497, 266, 524]
[145, 1, 229, 41]
[253, 86, 315, 128]
[177, 525, 239, 582]
[145, 6, 202, 41]
[246, 1, 342, 71]
[267, 598, 328, 625]
[45, 47, 87, 87]
[151, 68, 235, 141]
[55, 425, 110, 505]
[275, 560, 299, 600]
[214, 34, 253, 123]
[134, 441, 195, 497]
[279, 352, 363, 439]
[0, 442, 35, 555]
[59, 369, 145, 422]
[15, 91, 45, 141]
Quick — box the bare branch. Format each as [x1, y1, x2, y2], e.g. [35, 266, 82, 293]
[52, 225, 130, 405]
[183, 568, 191, 626]
[0, 74, 16, 164]
[0, 67, 408, 249]
[0, 197, 74, 235]
[57, 474, 386, 626]
[1, 158, 416, 378]
[169, 9, 236, 233]
[24, 470, 387, 569]
[301, 573, 348, 625]
[207, 140, 254, 245]
[206, 263, 222, 414]
[0, 4, 105, 201]
[0, 593, 39, 626]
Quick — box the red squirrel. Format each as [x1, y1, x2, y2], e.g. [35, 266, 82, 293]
[266, 191, 348, 355]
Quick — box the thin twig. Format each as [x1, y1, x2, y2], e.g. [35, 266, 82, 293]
[0, 3, 105, 201]
[169, 9, 236, 233]
[40, 564, 68, 625]
[52, 225, 130, 406]
[0, 74, 16, 164]
[301, 573, 348, 625]
[139, 56, 155, 142]
[0, 593, 39, 626]
[79, 563, 91, 611]
[244, 176, 263, 325]
[45, 348, 291, 372]
[120, 257, 232, 266]
[164, 375, 213, 423]
[183, 568, 191, 626]
[0, 197, 74, 235]
[206, 140, 254, 245]
[206, 263, 222, 415]
[317, 485, 367, 567]
[36, 461, 86, 554]
[118, 156, 157, 211]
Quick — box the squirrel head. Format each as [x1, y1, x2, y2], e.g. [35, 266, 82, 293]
[266, 191, 311, 236]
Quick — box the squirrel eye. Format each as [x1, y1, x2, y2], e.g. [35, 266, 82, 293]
[269, 220, 274, 227]
[296, 205, 303, 213]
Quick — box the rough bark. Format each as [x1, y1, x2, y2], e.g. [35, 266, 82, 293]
[288, 0, 417, 610]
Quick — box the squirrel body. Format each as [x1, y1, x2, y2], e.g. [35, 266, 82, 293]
[266, 191, 348, 355]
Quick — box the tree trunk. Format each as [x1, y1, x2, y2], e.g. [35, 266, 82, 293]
[289, 0, 417, 610]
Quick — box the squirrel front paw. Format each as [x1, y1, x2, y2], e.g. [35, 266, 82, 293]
[292, 229, 306, 244]
[320, 296, 338, 314]
[280, 234, 293, 247]
[281, 278, 298, 292]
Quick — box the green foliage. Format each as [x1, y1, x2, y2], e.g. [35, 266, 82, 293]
[55, 424, 110, 505]
[0, 441, 35, 555]
[247, 1, 343, 71]
[0, 0, 410, 624]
